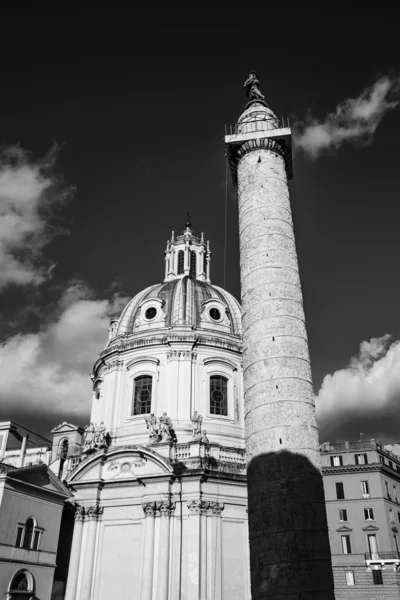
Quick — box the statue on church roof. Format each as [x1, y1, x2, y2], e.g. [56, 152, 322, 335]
[244, 71, 265, 102]
[191, 411, 203, 439]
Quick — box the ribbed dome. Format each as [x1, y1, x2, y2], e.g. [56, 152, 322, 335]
[115, 276, 242, 336]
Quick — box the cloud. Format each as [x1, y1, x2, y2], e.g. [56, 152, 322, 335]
[0, 281, 129, 420]
[0, 145, 72, 290]
[316, 334, 400, 443]
[294, 76, 400, 158]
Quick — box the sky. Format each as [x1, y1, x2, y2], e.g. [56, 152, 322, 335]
[1, 27, 400, 444]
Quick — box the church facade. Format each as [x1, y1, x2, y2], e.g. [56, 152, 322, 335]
[64, 225, 251, 600]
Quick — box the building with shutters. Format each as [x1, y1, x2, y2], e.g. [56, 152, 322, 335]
[321, 439, 400, 599]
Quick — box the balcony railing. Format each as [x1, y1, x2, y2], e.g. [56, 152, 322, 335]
[365, 551, 400, 561]
[225, 115, 290, 137]
[321, 440, 382, 452]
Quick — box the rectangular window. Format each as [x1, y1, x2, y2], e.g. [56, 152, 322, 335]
[210, 376, 228, 416]
[132, 376, 152, 415]
[368, 534, 378, 558]
[341, 535, 352, 554]
[380, 456, 384, 464]
[361, 480, 370, 497]
[397, 511, 400, 524]
[15, 526, 24, 547]
[394, 486, 398, 502]
[33, 530, 40, 550]
[390, 509, 395, 523]
[336, 482, 345, 499]
[338, 509, 348, 522]
[345, 570, 355, 586]
[385, 481, 391, 499]
[355, 453, 368, 465]
[389, 460, 394, 469]
[364, 508, 374, 520]
[331, 455, 343, 466]
[372, 569, 383, 585]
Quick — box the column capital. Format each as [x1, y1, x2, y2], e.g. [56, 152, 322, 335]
[142, 501, 157, 517]
[236, 138, 291, 177]
[74, 505, 86, 522]
[157, 500, 176, 517]
[85, 505, 104, 520]
[209, 501, 224, 516]
[187, 499, 212, 515]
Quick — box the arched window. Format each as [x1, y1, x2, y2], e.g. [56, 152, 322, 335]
[203, 252, 207, 275]
[177, 250, 184, 275]
[22, 518, 34, 549]
[190, 251, 197, 278]
[15, 518, 41, 551]
[9, 570, 35, 596]
[210, 376, 228, 416]
[132, 376, 152, 415]
[59, 438, 69, 460]
[95, 383, 101, 400]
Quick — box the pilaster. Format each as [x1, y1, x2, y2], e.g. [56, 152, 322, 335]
[141, 502, 157, 600]
[64, 505, 85, 600]
[79, 505, 103, 600]
[156, 500, 176, 600]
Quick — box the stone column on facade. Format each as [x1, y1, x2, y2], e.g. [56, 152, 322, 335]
[200, 501, 211, 600]
[225, 102, 335, 598]
[64, 506, 85, 600]
[140, 502, 157, 600]
[156, 500, 175, 600]
[186, 500, 202, 598]
[79, 505, 103, 600]
[209, 502, 223, 600]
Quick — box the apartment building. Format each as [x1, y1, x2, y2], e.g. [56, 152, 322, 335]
[321, 439, 400, 599]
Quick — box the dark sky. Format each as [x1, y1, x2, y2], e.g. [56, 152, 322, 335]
[1, 27, 400, 442]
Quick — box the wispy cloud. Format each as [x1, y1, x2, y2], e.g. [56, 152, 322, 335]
[0, 281, 129, 419]
[316, 334, 400, 442]
[294, 76, 400, 158]
[0, 145, 72, 290]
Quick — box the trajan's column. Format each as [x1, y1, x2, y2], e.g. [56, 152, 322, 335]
[225, 73, 335, 599]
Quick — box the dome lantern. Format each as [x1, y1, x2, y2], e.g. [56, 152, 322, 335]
[164, 220, 211, 283]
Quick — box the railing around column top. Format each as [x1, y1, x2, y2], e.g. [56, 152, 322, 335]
[225, 115, 290, 136]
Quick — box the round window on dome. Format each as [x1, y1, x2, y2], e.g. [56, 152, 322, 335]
[209, 307, 221, 321]
[145, 307, 157, 320]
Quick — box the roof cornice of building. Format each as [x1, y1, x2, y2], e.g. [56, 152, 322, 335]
[322, 463, 400, 483]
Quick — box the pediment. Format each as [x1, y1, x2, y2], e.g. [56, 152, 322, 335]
[203, 356, 238, 370]
[126, 356, 160, 370]
[8, 464, 70, 497]
[51, 421, 82, 434]
[67, 446, 173, 484]
[362, 524, 380, 531]
[336, 525, 353, 532]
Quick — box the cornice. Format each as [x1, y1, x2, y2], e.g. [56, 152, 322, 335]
[322, 463, 400, 484]
[94, 331, 242, 376]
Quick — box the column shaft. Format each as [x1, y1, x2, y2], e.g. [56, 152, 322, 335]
[78, 506, 102, 600]
[237, 144, 334, 598]
[141, 503, 156, 600]
[156, 501, 175, 600]
[64, 507, 85, 600]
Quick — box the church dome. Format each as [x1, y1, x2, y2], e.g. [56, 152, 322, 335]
[114, 276, 242, 337]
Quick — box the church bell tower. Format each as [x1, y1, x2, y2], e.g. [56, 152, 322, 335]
[225, 73, 335, 599]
